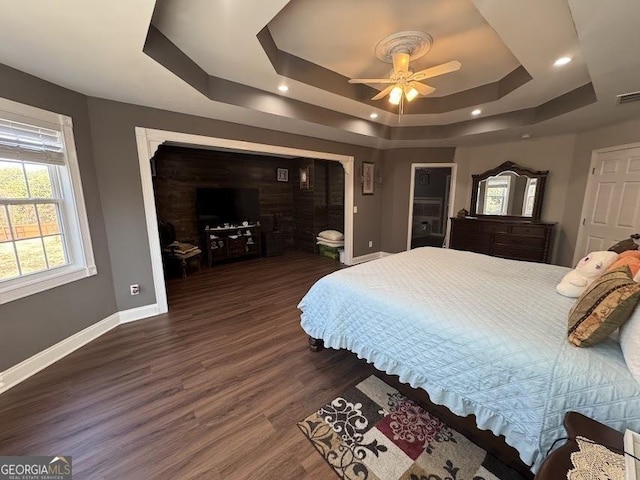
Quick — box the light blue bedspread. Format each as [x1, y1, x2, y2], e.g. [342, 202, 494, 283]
[299, 247, 640, 472]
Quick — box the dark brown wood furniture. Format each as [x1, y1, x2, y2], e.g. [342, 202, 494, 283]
[158, 220, 202, 278]
[261, 230, 284, 257]
[470, 161, 548, 221]
[450, 217, 555, 263]
[205, 224, 261, 266]
[535, 412, 624, 480]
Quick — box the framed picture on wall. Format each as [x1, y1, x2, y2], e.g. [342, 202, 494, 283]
[277, 168, 289, 182]
[300, 166, 310, 190]
[362, 162, 375, 195]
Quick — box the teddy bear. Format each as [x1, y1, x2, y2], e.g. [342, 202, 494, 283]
[607, 250, 640, 282]
[556, 250, 619, 297]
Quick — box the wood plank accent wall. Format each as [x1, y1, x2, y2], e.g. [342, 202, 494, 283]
[292, 159, 315, 253]
[290, 159, 345, 253]
[152, 146, 343, 253]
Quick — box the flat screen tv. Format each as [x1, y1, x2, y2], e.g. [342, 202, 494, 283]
[196, 187, 260, 227]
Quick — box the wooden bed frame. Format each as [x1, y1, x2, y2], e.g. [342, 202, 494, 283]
[309, 336, 535, 479]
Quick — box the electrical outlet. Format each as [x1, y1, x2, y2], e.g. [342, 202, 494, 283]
[368, 240, 373, 248]
[130, 284, 140, 295]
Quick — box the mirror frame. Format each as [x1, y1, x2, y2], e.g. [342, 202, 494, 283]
[469, 161, 548, 221]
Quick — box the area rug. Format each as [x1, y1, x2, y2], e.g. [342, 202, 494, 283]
[297, 376, 526, 480]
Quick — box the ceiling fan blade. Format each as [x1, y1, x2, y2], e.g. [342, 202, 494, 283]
[371, 85, 395, 101]
[409, 81, 436, 96]
[392, 52, 410, 75]
[410, 60, 461, 81]
[349, 78, 395, 84]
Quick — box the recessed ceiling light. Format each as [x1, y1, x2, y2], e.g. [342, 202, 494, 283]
[277, 85, 289, 92]
[553, 56, 572, 67]
[471, 109, 482, 116]
[369, 113, 379, 119]
[521, 133, 531, 139]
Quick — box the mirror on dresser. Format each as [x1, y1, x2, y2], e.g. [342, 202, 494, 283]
[469, 161, 548, 221]
[450, 161, 555, 263]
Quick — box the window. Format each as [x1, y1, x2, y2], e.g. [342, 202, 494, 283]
[0, 98, 96, 304]
[483, 176, 511, 215]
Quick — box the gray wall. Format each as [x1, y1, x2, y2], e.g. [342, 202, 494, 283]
[3, 58, 640, 372]
[86, 98, 384, 310]
[0, 65, 116, 370]
[380, 148, 457, 253]
[561, 117, 640, 266]
[453, 126, 640, 267]
[453, 135, 577, 265]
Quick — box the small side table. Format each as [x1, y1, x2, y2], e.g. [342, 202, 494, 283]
[535, 412, 624, 480]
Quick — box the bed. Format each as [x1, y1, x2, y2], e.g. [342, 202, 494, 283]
[298, 247, 640, 473]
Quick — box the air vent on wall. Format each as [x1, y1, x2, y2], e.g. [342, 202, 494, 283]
[617, 91, 640, 104]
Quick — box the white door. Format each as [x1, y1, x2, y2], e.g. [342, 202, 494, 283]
[574, 144, 640, 264]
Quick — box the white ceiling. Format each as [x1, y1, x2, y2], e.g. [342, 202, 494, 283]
[0, 0, 638, 149]
[264, 0, 520, 96]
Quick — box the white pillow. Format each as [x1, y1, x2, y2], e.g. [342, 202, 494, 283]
[316, 237, 344, 247]
[620, 307, 640, 383]
[318, 230, 344, 241]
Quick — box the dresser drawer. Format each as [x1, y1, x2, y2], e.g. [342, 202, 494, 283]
[492, 244, 544, 262]
[510, 225, 548, 237]
[451, 232, 490, 247]
[494, 234, 546, 248]
[451, 220, 480, 235]
[479, 222, 509, 234]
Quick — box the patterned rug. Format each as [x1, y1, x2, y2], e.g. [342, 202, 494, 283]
[297, 376, 527, 480]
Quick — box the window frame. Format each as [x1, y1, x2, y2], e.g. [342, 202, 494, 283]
[483, 176, 511, 215]
[0, 97, 96, 305]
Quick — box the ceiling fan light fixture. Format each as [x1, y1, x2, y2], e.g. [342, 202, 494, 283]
[405, 86, 419, 102]
[389, 86, 403, 105]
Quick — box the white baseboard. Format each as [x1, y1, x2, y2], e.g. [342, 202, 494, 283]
[0, 303, 159, 395]
[119, 303, 160, 324]
[350, 251, 393, 265]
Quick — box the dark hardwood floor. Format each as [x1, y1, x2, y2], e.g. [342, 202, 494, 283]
[0, 251, 372, 479]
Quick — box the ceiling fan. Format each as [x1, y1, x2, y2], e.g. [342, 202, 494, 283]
[349, 52, 461, 111]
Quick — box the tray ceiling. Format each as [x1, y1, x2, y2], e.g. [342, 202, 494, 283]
[0, 0, 638, 148]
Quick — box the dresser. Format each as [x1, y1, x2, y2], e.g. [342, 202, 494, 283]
[450, 217, 555, 263]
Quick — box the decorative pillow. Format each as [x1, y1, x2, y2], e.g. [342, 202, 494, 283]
[568, 266, 640, 347]
[620, 307, 640, 383]
[607, 250, 640, 279]
[608, 238, 639, 254]
[164, 241, 199, 255]
[317, 230, 344, 241]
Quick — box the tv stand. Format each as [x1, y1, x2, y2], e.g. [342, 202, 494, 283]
[205, 224, 262, 267]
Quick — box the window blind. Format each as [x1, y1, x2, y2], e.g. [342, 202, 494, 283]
[0, 118, 65, 165]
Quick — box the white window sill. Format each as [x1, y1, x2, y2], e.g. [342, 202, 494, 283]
[0, 264, 97, 305]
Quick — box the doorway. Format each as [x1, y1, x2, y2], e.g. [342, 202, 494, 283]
[406, 163, 457, 250]
[135, 128, 354, 314]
